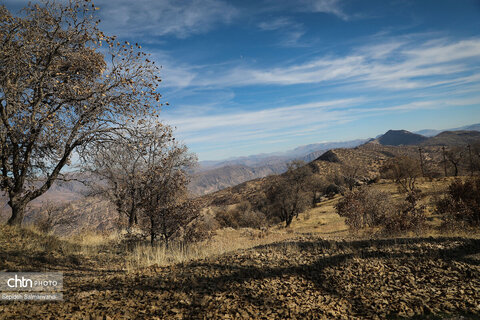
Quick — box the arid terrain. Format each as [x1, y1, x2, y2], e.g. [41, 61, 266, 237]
[2, 1, 480, 319]
[1, 176, 480, 319]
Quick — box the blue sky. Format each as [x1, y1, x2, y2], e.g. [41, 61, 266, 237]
[6, 0, 480, 160]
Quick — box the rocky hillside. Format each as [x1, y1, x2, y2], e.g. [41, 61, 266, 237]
[192, 139, 367, 195]
[201, 143, 448, 207]
[189, 164, 287, 196]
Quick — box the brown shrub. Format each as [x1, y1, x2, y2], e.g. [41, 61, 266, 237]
[435, 177, 480, 230]
[215, 201, 267, 229]
[183, 215, 216, 244]
[382, 192, 427, 235]
[335, 187, 392, 231]
[336, 187, 426, 235]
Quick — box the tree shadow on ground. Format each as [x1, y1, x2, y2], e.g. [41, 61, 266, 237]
[82, 237, 480, 319]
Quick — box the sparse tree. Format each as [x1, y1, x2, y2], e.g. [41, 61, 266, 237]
[0, 1, 162, 226]
[34, 200, 73, 233]
[264, 161, 311, 227]
[445, 147, 464, 177]
[341, 164, 361, 191]
[139, 137, 197, 247]
[380, 156, 421, 193]
[84, 121, 174, 230]
[307, 174, 326, 206]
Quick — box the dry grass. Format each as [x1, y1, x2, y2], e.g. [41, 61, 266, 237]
[125, 178, 480, 270]
[3, 177, 478, 273]
[124, 227, 294, 271]
[66, 230, 121, 256]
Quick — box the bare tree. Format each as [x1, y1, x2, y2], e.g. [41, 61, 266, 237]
[341, 164, 361, 191]
[264, 161, 311, 227]
[307, 174, 326, 206]
[445, 147, 464, 177]
[84, 121, 174, 230]
[471, 142, 480, 174]
[34, 201, 74, 233]
[0, 1, 162, 225]
[380, 156, 421, 193]
[139, 136, 197, 247]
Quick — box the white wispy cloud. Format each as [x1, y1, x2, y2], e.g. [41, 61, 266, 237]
[258, 17, 295, 31]
[258, 17, 307, 47]
[171, 37, 480, 91]
[95, 0, 239, 39]
[166, 98, 362, 133]
[169, 94, 480, 152]
[299, 0, 348, 20]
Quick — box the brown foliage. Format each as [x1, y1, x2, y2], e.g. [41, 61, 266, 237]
[215, 201, 267, 229]
[0, 1, 162, 226]
[435, 177, 480, 229]
[264, 161, 312, 227]
[382, 192, 426, 235]
[336, 187, 426, 234]
[85, 121, 179, 229]
[34, 201, 74, 233]
[139, 150, 197, 247]
[380, 156, 421, 193]
[335, 187, 392, 231]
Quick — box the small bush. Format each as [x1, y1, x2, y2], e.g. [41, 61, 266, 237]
[336, 187, 426, 234]
[325, 184, 341, 197]
[335, 187, 393, 231]
[215, 201, 267, 229]
[435, 178, 480, 230]
[383, 192, 426, 235]
[183, 216, 216, 244]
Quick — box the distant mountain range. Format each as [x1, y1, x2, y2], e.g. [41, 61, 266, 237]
[191, 139, 367, 195]
[414, 123, 480, 137]
[192, 123, 480, 195]
[3, 123, 479, 233]
[368, 126, 480, 148]
[197, 139, 367, 171]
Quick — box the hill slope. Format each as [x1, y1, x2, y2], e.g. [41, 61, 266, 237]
[375, 130, 428, 146]
[422, 130, 480, 146]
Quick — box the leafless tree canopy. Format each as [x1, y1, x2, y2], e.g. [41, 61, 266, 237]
[0, 1, 162, 225]
[445, 147, 464, 177]
[264, 160, 312, 227]
[137, 134, 198, 246]
[380, 156, 421, 193]
[84, 121, 179, 229]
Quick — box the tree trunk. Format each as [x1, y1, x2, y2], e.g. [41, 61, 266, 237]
[285, 212, 293, 227]
[128, 206, 136, 228]
[150, 216, 156, 246]
[128, 188, 137, 228]
[164, 236, 169, 250]
[7, 202, 26, 226]
[150, 231, 155, 247]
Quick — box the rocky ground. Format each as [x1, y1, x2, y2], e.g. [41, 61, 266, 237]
[1, 233, 480, 319]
